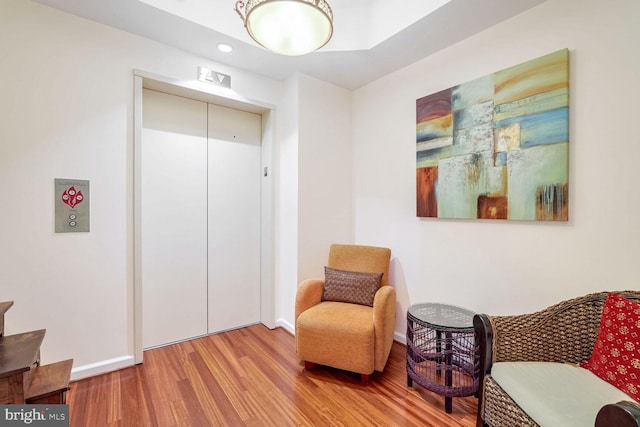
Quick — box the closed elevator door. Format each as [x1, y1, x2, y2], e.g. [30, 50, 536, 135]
[207, 103, 262, 333]
[141, 89, 261, 349]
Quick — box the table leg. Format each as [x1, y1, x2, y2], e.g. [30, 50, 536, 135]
[436, 329, 442, 376]
[445, 331, 453, 413]
[406, 317, 414, 387]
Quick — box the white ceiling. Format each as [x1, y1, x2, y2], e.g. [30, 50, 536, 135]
[32, 0, 547, 90]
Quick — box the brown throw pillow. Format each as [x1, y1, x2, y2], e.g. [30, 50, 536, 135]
[322, 266, 383, 307]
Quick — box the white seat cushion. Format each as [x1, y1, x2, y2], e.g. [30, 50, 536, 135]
[491, 362, 634, 427]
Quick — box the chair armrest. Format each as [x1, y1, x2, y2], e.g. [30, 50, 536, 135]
[372, 285, 396, 371]
[596, 401, 640, 427]
[295, 279, 324, 322]
[473, 313, 494, 427]
[474, 314, 494, 374]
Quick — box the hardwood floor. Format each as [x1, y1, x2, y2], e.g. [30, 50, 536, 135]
[67, 325, 477, 426]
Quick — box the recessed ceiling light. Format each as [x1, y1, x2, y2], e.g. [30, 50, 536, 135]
[217, 43, 233, 53]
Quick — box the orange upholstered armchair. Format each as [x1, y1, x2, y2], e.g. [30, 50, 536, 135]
[295, 244, 396, 383]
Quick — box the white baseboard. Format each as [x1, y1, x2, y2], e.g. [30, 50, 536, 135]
[394, 331, 406, 344]
[276, 318, 295, 335]
[71, 355, 135, 381]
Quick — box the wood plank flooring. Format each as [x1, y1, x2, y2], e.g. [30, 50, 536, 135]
[67, 325, 477, 426]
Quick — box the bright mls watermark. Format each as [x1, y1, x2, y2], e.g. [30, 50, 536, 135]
[1, 405, 68, 426]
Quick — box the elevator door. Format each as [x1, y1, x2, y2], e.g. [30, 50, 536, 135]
[141, 89, 262, 349]
[208, 103, 262, 333]
[141, 89, 208, 349]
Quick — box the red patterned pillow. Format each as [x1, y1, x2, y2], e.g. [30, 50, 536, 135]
[322, 266, 383, 307]
[580, 293, 640, 402]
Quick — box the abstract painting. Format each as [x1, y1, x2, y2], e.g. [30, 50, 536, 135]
[416, 49, 569, 221]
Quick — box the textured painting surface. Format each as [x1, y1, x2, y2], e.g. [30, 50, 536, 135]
[416, 49, 569, 221]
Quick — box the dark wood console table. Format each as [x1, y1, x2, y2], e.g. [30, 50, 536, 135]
[0, 301, 73, 404]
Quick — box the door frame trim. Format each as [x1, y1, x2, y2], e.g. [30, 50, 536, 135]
[133, 70, 276, 364]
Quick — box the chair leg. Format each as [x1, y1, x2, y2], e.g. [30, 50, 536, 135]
[304, 361, 314, 370]
[360, 374, 370, 385]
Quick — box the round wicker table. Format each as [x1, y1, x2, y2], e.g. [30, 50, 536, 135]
[406, 303, 478, 413]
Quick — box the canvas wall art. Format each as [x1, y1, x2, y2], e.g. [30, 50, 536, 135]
[416, 49, 569, 221]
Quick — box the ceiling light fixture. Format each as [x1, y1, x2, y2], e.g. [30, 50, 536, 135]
[234, 0, 333, 56]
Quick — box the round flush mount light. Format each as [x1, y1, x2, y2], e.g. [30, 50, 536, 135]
[235, 0, 333, 56]
[217, 43, 234, 53]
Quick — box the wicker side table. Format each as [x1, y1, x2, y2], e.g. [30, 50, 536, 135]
[406, 303, 478, 413]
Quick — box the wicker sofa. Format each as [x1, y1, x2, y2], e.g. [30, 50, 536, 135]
[474, 290, 640, 427]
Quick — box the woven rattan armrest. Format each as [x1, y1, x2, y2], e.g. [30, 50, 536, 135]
[473, 313, 494, 427]
[473, 314, 493, 379]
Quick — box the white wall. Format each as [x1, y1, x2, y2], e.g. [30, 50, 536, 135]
[276, 75, 301, 331]
[352, 0, 640, 340]
[297, 74, 353, 283]
[276, 74, 354, 332]
[0, 0, 284, 377]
